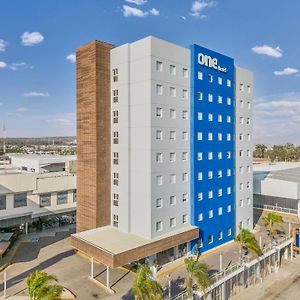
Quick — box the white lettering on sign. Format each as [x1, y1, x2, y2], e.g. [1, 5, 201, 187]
[198, 53, 227, 73]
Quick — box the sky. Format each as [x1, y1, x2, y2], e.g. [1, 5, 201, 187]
[0, 0, 300, 145]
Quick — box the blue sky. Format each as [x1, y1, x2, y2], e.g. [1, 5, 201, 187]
[0, 0, 300, 144]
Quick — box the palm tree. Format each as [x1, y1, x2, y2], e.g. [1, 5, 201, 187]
[184, 256, 211, 298]
[26, 270, 63, 300]
[263, 212, 285, 241]
[235, 228, 262, 262]
[132, 264, 163, 300]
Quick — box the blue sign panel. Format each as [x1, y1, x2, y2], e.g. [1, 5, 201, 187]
[190, 44, 235, 253]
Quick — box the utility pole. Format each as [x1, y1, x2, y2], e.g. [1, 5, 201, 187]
[2, 123, 6, 157]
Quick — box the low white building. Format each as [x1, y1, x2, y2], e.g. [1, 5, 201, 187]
[0, 155, 76, 231]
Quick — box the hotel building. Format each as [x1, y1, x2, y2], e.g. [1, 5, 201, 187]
[71, 36, 253, 272]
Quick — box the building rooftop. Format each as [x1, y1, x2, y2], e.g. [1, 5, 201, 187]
[8, 154, 76, 164]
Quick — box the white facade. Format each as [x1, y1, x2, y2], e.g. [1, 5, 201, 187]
[110, 36, 190, 239]
[235, 67, 253, 232]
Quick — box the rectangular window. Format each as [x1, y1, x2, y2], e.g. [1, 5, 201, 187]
[113, 193, 119, 206]
[182, 131, 188, 141]
[198, 91, 203, 100]
[247, 218, 251, 226]
[239, 150, 243, 157]
[170, 174, 176, 184]
[182, 214, 188, 224]
[227, 169, 231, 176]
[156, 221, 163, 231]
[198, 71, 203, 80]
[247, 181, 251, 189]
[247, 150, 251, 157]
[240, 117, 244, 124]
[208, 113, 213, 122]
[208, 171, 213, 179]
[73, 190, 77, 202]
[156, 175, 163, 186]
[170, 217, 176, 228]
[198, 192, 203, 201]
[170, 152, 176, 162]
[227, 205, 231, 213]
[198, 213, 203, 221]
[40, 193, 51, 207]
[182, 110, 188, 120]
[247, 134, 251, 141]
[170, 195, 176, 205]
[208, 74, 213, 83]
[183, 68, 188, 78]
[227, 79, 231, 87]
[156, 61, 163, 72]
[182, 193, 188, 202]
[198, 132, 203, 141]
[218, 189, 222, 197]
[247, 117, 251, 125]
[198, 112, 203, 120]
[227, 187, 231, 195]
[240, 166, 244, 174]
[227, 116, 231, 123]
[218, 170, 222, 178]
[247, 197, 251, 205]
[227, 228, 232, 236]
[156, 153, 163, 163]
[156, 130, 163, 140]
[240, 183, 244, 191]
[156, 84, 163, 95]
[57, 191, 68, 205]
[113, 110, 118, 123]
[156, 198, 163, 208]
[240, 100, 244, 108]
[170, 87, 176, 97]
[198, 152, 202, 160]
[218, 207, 223, 215]
[170, 131, 176, 140]
[227, 151, 231, 159]
[170, 109, 176, 119]
[209, 210, 213, 218]
[247, 85, 251, 93]
[218, 76, 222, 85]
[14, 193, 27, 208]
[240, 199, 244, 207]
[113, 131, 119, 144]
[170, 65, 176, 75]
[0, 195, 6, 210]
[112, 68, 118, 82]
[182, 173, 188, 182]
[208, 132, 213, 141]
[156, 107, 162, 117]
[218, 133, 222, 141]
[218, 152, 222, 159]
[113, 173, 119, 186]
[113, 89, 119, 103]
[218, 96, 222, 104]
[227, 133, 231, 141]
[218, 114, 222, 122]
[208, 234, 213, 244]
[240, 83, 244, 92]
[113, 152, 119, 165]
[227, 97, 231, 105]
[239, 133, 243, 141]
[113, 214, 119, 227]
[182, 152, 188, 161]
[247, 166, 251, 173]
[182, 89, 188, 99]
[208, 190, 213, 199]
[208, 93, 213, 102]
[198, 172, 203, 181]
[218, 231, 223, 240]
[208, 152, 213, 160]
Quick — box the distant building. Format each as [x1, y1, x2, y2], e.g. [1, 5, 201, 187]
[0, 155, 76, 231]
[253, 163, 300, 216]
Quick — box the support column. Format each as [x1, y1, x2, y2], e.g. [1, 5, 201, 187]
[4, 271, 7, 299]
[25, 222, 28, 235]
[106, 266, 110, 289]
[290, 243, 293, 261]
[174, 246, 179, 259]
[90, 257, 94, 278]
[222, 281, 226, 300]
[219, 253, 223, 272]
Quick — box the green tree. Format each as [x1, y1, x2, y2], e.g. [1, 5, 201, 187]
[132, 264, 163, 300]
[235, 228, 262, 260]
[263, 212, 285, 241]
[184, 256, 211, 298]
[26, 270, 63, 300]
[254, 144, 268, 158]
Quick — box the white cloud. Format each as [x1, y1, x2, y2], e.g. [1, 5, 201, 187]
[150, 8, 159, 16]
[0, 39, 7, 52]
[24, 92, 49, 97]
[251, 45, 283, 58]
[190, 0, 216, 17]
[0, 61, 7, 68]
[8, 62, 34, 71]
[181, 15, 187, 20]
[17, 107, 28, 112]
[125, 0, 147, 5]
[66, 53, 76, 63]
[274, 67, 299, 76]
[123, 5, 149, 17]
[46, 118, 74, 126]
[21, 32, 44, 46]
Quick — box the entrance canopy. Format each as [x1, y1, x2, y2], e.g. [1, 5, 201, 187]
[71, 225, 198, 268]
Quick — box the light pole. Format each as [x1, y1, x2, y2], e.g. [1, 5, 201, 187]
[167, 274, 171, 299]
[4, 271, 7, 299]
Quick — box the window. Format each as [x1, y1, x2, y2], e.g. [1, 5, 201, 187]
[240, 199, 244, 207]
[227, 228, 232, 236]
[247, 150, 251, 157]
[113, 193, 119, 206]
[113, 152, 119, 164]
[39, 193, 51, 207]
[227, 205, 231, 213]
[0, 195, 6, 210]
[198, 112, 203, 120]
[247, 181, 251, 189]
[247, 117, 251, 125]
[208, 171, 213, 179]
[247, 218, 251, 226]
[218, 170, 222, 178]
[227, 97, 231, 105]
[183, 68, 188, 78]
[156, 130, 163, 140]
[182, 110, 188, 120]
[198, 213, 203, 221]
[156, 175, 163, 186]
[208, 132, 213, 141]
[227, 169, 231, 176]
[198, 71, 203, 80]
[240, 83, 244, 92]
[208, 190, 213, 199]
[156, 153, 163, 163]
[240, 100, 244, 108]
[170, 152, 176, 162]
[218, 207, 223, 215]
[182, 214, 188, 224]
[247, 85, 251, 93]
[239, 150, 244, 157]
[156, 84, 163, 95]
[57, 191, 68, 205]
[182, 193, 188, 202]
[208, 93, 213, 102]
[170, 174, 176, 184]
[156, 198, 163, 208]
[227, 79, 231, 87]
[218, 115, 222, 122]
[156, 221, 162, 232]
[198, 172, 203, 181]
[112, 68, 118, 82]
[240, 183, 244, 191]
[208, 234, 213, 244]
[113, 214, 119, 227]
[208, 152, 213, 160]
[208, 74, 213, 83]
[239, 133, 243, 141]
[182, 89, 188, 99]
[182, 173, 188, 182]
[170, 109, 176, 119]
[198, 91, 203, 101]
[218, 96, 222, 104]
[218, 189, 223, 197]
[182, 152, 188, 161]
[227, 187, 231, 195]
[247, 166, 251, 173]
[227, 151, 231, 159]
[113, 89, 119, 103]
[247, 197, 251, 205]
[218, 76, 222, 85]
[156, 107, 162, 117]
[170, 64, 176, 75]
[227, 133, 231, 141]
[113, 131, 119, 144]
[218, 231, 223, 240]
[14, 193, 27, 208]
[218, 152, 222, 159]
[208, 113, 213, 122]
[227, 116, 231, 123]
[218, 133, 222, 141]
[170, 195, 176, 205]
[240, 117, 244, 124]
[170, 218, 176, 228]
[198, 152, 203, 160]
[156, 61, 163, 72]
[182, 131, 188, 141]
[198, 132, 203, 140]
[113, 173, 119, 186]
[113, 110, 118, 123]
[240, 166, 244, 174]
[240, 221, 244, 228]
[73, 190, 77, 203]
[198, 192, 203, 201]
[170, 87, 176, 97]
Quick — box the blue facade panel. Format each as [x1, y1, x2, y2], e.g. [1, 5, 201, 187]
[190, 44, 235, 253]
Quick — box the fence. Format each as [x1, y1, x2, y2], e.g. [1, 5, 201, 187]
[254, 203, 298, 215]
